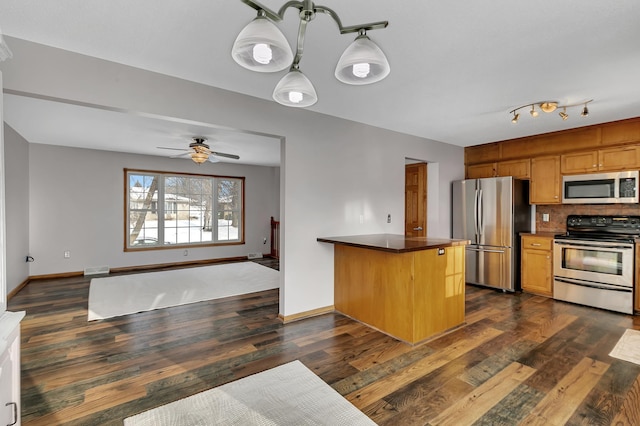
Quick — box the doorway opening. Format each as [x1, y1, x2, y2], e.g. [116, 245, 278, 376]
[405, 161, 427, 237]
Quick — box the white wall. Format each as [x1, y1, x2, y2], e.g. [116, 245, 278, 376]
[0, 38, 465, 317]
[3, 124, 29, 294]
[27, 144, 279, 276]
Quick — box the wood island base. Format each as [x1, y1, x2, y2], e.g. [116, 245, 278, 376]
[330, 241, 466, 345]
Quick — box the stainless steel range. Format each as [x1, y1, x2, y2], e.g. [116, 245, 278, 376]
[553, 215, 637, 314]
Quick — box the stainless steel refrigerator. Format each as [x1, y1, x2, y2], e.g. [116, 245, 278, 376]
[452, 176, 531, 291]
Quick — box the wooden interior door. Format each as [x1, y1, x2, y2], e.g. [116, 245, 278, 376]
[405, 163, 427, 237]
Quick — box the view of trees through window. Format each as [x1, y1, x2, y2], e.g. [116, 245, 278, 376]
[126, 170, 244, 248]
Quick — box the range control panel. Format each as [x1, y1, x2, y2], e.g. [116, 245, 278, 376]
[566, 215, 640, 233]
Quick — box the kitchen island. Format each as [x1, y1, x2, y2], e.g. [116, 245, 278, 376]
[317, 234, 469, 344]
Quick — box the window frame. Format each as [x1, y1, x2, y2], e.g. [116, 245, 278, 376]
[124, 168, 245, 251]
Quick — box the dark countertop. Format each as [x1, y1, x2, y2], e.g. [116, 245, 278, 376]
[317, 234, 469, 253]
[520, 232, 558, 238]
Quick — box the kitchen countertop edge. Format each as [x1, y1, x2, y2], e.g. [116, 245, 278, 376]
[317, 234, 470, 254]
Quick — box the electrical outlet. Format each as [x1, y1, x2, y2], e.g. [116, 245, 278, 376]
[387, 214, 391, 223]
[64, 250, 70, 258]
[263, 237, 267, 244]
[542, 213, 550, 222]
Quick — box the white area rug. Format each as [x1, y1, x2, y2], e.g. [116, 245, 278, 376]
[88, 262, 279, 321]
[609, 329, 640, 365]
[124, 360, 375, 426]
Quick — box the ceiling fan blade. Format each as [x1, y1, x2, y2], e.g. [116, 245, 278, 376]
[170, 152, 191, 159]
[158, 146, 189, 151]
[210, 151, 240, 160]
[207, 155, 220, 164]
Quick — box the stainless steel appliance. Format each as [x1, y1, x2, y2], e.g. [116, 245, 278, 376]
[553, 215, 637, 314]
[452, 177, 531, 291]
[562, 171, 639, 204]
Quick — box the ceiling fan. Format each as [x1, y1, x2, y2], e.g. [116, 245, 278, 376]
[157, 137, 240, 164]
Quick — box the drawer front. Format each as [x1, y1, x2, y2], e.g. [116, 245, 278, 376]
[522, 235, 552, 250]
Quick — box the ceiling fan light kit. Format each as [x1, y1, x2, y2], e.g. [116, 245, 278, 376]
[232, 0, 390, 107]
[510, 99, 593, 124]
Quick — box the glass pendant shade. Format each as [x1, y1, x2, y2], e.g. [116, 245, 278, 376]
[231, 16, 293, 72]
[272, 69, 318, 107]
[0, 26, 12, 61]
[334, 34, 390, 85]
[190, 151, 209, 164]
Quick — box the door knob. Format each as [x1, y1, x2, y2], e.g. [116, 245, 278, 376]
[413, 227, 423, 231]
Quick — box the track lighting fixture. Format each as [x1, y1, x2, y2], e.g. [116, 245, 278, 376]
[232, 0, 390, 107]
[509, 99, 593, 124]
[559, 107, 568, 121]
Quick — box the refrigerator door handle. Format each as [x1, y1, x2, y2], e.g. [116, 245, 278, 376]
[478, 188, 484, 237]
[474, 188, 479, 239]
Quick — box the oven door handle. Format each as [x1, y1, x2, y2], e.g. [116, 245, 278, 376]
[553, 241, 633, 250]
[554, 277, 633, 292]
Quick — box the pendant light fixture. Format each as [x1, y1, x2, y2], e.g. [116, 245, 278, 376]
[509, 100, 593, 124]
[231, 0, 390, 107]
[0, 24, 12, 61]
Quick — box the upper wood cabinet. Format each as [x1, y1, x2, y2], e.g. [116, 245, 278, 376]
[562, 146, 640, 174]
[467, 159, 531, 179]
[466, 162, 496, 179]
[560, 151, 599, 174]
[598, 146, 640, 171]
[496, 159, 531, 179]
[530, 156, 561, 204]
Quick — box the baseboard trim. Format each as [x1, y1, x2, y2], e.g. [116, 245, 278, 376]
[7, 278, 30, 301]
[26, 256, 251, 282]
[278, 305, 335, 323]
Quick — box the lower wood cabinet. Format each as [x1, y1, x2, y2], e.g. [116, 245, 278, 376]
[1, 311, 24, 426]
[521, 235, 553, 297]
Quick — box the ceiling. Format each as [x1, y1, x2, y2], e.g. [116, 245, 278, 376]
[1, 0, 639, 166]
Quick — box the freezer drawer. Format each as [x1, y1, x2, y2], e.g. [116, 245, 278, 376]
[465, 245, 513, 291]
[553, 277, 633, 314]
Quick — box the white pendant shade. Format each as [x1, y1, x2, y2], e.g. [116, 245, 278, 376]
[334, 35, 390, 85]
[231, 16, 293, 72]
[272, 69, 318, 107]
[0, 25, 12, 61]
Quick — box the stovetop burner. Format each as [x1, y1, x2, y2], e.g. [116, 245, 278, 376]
[554, 214, 640, 243]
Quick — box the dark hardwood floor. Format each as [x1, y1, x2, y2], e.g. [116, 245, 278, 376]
[8, 259, 640, 425]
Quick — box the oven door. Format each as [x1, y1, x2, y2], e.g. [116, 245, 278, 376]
[553, 239, 634, 287]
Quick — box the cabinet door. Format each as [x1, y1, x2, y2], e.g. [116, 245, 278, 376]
[561, 151, 598, 174]
[466, 162, 496, 179]
[0, 342, 17, 426]
[636, 244, 640, 313]
[530, 156, 561, 204]
[598, 146, 640, 171]
[496, 159, 530, 178]
[521, 236, 553, 297]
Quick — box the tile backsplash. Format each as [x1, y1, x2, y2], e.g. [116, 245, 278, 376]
[535, 204, 640, 233]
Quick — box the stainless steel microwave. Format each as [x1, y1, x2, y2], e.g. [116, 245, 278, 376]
[562, 171, 639, 204]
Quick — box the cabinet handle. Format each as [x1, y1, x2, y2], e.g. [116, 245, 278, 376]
[6, 402, 17, 426]
[531, 243, 541, 247]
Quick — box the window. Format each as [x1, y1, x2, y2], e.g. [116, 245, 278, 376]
[126, 169, 244, 249]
